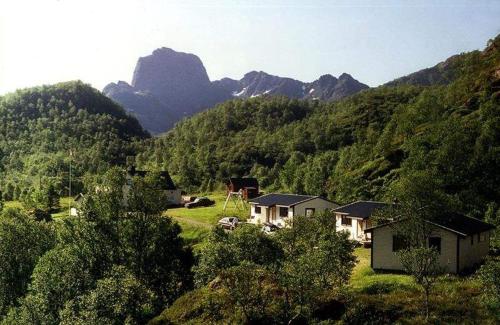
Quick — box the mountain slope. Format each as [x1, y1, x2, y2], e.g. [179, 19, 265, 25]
[104, 48, 368, 134]
[103, 81, 175, 134]
[0, 81, 149, 200]
[137, 34, 500, 218]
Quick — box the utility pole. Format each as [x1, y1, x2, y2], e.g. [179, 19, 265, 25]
[69, 149, 72, 217]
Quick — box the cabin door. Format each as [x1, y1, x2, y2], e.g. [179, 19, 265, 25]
[269, 207, 276, 223]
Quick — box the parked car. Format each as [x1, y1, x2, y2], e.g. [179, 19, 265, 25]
[184, 196, 215, 209]
[262, 222, 280, 235]
[218, 217, 239, 230]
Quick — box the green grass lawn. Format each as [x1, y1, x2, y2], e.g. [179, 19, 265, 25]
[166, 191, 250, 246]
[50, 197, 75, 219]
[4, 197, 74, 220]
[350, 247, 415, 290]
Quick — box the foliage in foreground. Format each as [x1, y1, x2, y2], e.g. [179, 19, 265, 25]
[477, 257, 500, 320]
[0, 209, 55, 316]
[0, 168, 193, 324]
[157, 213, 356, 324]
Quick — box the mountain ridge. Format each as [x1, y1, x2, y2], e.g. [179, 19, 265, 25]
[103, 48, 369, 134]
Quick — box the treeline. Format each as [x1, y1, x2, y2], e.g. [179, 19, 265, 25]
[137, 35, 500, 219]
[0, 81, 148, 202]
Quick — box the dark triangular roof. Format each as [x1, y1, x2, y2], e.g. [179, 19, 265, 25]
[365, 212, 495, 237]
[73, 193, 85, 202]
[333, 201, 390, 219]
[429, 212, 496, 236]
[249, 193, 319, 207]
[127, 169, 177, 190]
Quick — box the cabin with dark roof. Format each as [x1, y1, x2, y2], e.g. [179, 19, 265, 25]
[225, 177, 259, 200]
[364, 213, 495, 273]
[126, 166, 182, 205]
[333, 201, 390, 244]
[248, 193, 338, 227]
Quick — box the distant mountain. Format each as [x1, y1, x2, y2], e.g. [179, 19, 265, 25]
[103, 81, 175, 134]
[103, 48, 368, 134]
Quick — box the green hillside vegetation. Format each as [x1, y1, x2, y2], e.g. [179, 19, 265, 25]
[154, 246, 497, 324]
[0, 169, 193, 323]
[0, 81, 148, 204]
[138, 35, 500, 222]
[0, 32, 499, 324]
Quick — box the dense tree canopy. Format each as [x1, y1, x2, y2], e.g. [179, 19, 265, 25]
[0, 81, 148, 201]
[1, 168, 193, 324]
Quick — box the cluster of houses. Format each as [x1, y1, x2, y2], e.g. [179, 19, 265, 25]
[237, 177, 495, 274]
[73, 170, 495, 275]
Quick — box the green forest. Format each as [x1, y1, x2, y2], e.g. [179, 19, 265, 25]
[137, 36, 500, 221]
[0, 81, 147, 203]
[0, 36, 499, 324]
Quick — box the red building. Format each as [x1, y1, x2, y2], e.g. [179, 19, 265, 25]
[225, 177, 259, 200]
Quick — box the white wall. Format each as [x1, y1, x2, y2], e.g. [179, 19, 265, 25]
[459, 231, 490, 271]
[272, 205, 289, 227]
[336, 215, 357, 240]
[372, 226, 458, 273]
[166, 189, 182, 205]
[249, 198, 338, 228]
[249, 204, 267, 225]
[294, 198, 338, 217]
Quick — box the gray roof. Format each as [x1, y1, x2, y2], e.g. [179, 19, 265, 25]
[333, 201, 390, 219]
[429, 212, 496, 236]
[365, 212, 495, 237]
[249, 193, 319, 207]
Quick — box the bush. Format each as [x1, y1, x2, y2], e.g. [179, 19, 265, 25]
[342, 299, 401, 324]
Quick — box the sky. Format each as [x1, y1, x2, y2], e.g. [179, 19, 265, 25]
[1, 0, 500, 95]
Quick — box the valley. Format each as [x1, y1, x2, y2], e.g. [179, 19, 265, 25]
[0, 22, 499, 325]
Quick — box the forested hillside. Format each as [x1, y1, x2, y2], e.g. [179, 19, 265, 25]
[0, 81, 149, 201]
[137, 35, 500, 218]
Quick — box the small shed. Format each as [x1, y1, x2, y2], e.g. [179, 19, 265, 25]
[225, 177, 259, 200]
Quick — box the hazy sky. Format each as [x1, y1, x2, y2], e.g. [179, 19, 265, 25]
[1, 0, 500, 95]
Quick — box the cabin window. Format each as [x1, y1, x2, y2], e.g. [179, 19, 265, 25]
[341, 216, 352, 226]
[429, 237, 441, 254]
[479, 232, 486, 242]
[305, 208, 315, 217]
[392, 235, 408, 252]
[279, 207, 288, 217]
[254, 206, 261, 214]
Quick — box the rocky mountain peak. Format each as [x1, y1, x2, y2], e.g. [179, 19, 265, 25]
[104, 48, 369, 134]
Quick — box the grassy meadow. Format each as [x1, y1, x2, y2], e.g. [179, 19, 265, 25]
[165, 191, 250, 246]
[4, 196, 75, 219]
